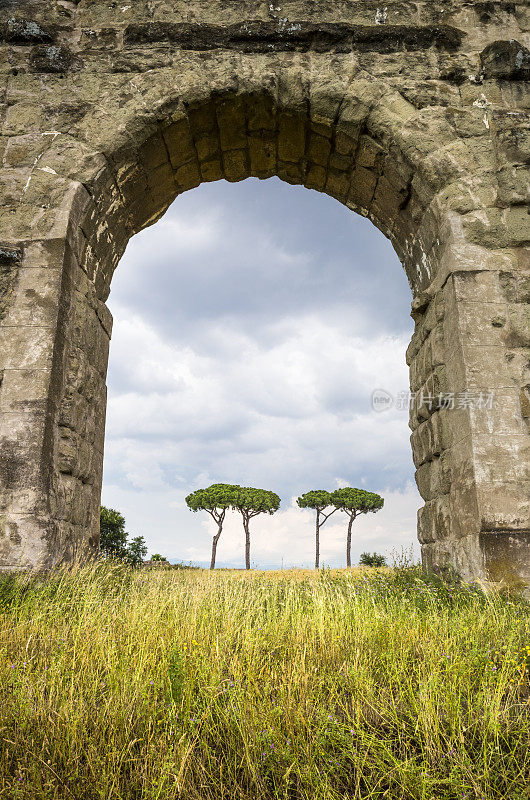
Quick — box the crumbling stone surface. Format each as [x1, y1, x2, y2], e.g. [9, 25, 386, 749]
[0, 18, 54, 44]
[29, 45, 77, 74]
[0, 0, 528, 591]
[480, 39, 530, 80]
[0, 248, 20, 323]
[123, 21, 465, 52]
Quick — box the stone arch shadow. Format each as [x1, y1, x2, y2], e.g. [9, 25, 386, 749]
[1, 55, 528, 588]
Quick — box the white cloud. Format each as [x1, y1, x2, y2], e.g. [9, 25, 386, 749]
[106, 310, 410, 436]
[126, 208, 222, 256]
[104, 308, 413, 500]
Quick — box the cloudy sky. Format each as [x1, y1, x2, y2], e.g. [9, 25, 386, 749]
[101, 177, 422, 568]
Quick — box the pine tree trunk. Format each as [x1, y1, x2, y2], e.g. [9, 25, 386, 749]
[315, 510, 320, 570]
[210, 524, 222, 570]
[244, 517, 251, 570]
[346, 514, 354, 568]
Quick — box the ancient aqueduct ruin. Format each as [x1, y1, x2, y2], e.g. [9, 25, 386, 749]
[0, 0, 528, 588]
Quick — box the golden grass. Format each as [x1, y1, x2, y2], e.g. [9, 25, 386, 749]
[0, 563, 529, 799]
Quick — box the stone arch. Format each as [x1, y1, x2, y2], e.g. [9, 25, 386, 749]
[0, 2, 528, 589]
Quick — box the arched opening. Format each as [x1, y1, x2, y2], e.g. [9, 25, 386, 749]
[1, 64, 527, 589]
[102, 177, 421, 568]
[52, 83, 482, 576]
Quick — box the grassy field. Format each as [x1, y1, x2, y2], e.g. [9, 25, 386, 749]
[0, 563, 529, 800]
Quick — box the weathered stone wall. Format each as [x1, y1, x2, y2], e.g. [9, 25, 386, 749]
[0, 1, 528, 588]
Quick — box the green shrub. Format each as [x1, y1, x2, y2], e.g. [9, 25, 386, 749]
[360, 552, 386, 567]
[100, 506, 147, 566]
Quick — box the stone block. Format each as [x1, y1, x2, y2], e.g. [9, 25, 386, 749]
[146, 161, 176, 203]
[307, 132, 331, 167]
[4, 102, 48, 136]
[334, 131, 358, 157]
[507, 304, 530, 348]
[194, 134, 220, 163]
[223, 149, 248, 182]
[276, 160, 304, 185]
[325, 170, 350, 204]
[188, 103, 218, 138]
[216, 98, 247, 151]
[0, 369, 51, 414]
[4, 133, 48, 168]
[384, 152, 413, 194]
[248, 130, 277, 178]
[0, 267, 61, 327]
[480, 530, 530, 592]
[496, 165, 530, 207]
[480, 40, 530, 81]
[246, 94, 276, 131]
[328, 152, 352, 172]
[416, 455, 451, 502]
[309, 75, 348, 127]
[115, 160, 149, 206]
[410, 412, 446, 467]
[278, 113, 306, 163]
[458, 344, 525, 391]
[457, 300, 510, 347]
[0, 513, 52, 571]
[371, 175, 405, 229]
[418, 495, 452, 544]
[0, 410, 50, 514]
[491, 111, 530, 164]
[430, 324, 445, 368]
[473, 433, 530, 485]
[448, 444, 481, 539]
[138, 133, 169, 173]
[451, 270, 507, 306]
[356, 135, 385, 172]
[463, 206, 530, 249]
[0, 325, 55, 370]
[162, 118, 197, 169]
[174, 160, 201, 191]
[200, 157, 224, 182]
[478, 485, 530, 533]
[304, 164, 327, 191]
[521, 386, 530, 419]
[499, 269, 530, 304]
[348, 166, 377, 211]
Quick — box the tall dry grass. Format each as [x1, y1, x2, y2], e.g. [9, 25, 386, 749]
[0, 563, 529, 799]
